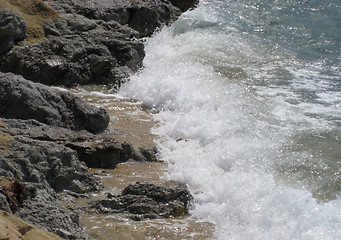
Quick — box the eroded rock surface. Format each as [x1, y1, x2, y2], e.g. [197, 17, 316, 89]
[93, 181, 193, 220]
[0, 72, 109, 133]
[0, 15, 144, 87]
[0, 0, 198, 87]
[43, 0, 182, 37]
[0, 9, 27, 56]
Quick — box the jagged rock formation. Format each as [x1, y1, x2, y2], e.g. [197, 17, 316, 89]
[43, 0, 182, 37]
[93, 181, 193, 220]
[0, 72, 109, 133]
[0, 0, 200, 87]
[0, 9, 27, 56]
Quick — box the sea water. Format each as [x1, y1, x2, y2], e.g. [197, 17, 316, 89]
[119, 0, 341, 239]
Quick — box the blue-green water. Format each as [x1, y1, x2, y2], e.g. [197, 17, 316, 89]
[120, 0, 341, 239]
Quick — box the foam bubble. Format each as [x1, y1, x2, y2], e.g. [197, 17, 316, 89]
[120, 1, 341, 239]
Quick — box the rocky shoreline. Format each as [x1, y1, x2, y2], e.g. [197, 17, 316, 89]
[0, 0, 199, 239]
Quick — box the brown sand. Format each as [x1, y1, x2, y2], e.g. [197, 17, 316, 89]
[71, 86, 157, 148]
[0, 120, 13, 154]
[0, 0, 59, 43]
[0, 210, 63, 240]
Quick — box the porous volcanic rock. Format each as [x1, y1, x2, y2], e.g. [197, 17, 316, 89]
[0, 9, 27, 55]
[0, 0, 197, 87]
[93, 181, 193, 220]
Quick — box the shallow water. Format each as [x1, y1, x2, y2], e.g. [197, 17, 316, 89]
[73, 88, 215, 239]
[80, 162, 214, 240]
[71, 86, 156, 148]
[119, 0, 341, 239]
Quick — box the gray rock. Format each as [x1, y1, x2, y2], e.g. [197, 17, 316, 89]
[93, 181, 193, 220]
[0, 116, 160, 238]
[0, 9, 27, 56]
[43, 0, 182, 37]
[0, 135, 101, 194]
[139, 147, 158, 162]
[0, 130, 101, 239]
[66, 140, 145, 169]
[126, 2, 181, 37]
[170, 0, 199, 12]
[17, 195, 88, 240]
[0, 14, 144, 87]
[0, 72, 109, 133]
[0, 192, 11, 213]
[0, 117, 155, 169]
[0, 118, 157, 169]
[0, 117, 104, 239]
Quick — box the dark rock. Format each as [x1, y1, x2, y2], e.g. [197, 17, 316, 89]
[1, 117, 153, 169]
[0, 135, 101, 194]
[0, 116, 163, 237]
[122, 181, 193, 207]
[0, 9, 27, 56]
[126, 3, 181, 37]
[139, 147, 158, 162]
[170, 0, 199, 12]
[16, 196, 87, 240]
[65, 140, 145, 169]
[0, 72, 109, 133]
[0, 14, 144, 87]
[93, 181, 193, 220]
[0, 192, 11, 213]
[0, 119, 102, 239]
[43, 0, 181, 37]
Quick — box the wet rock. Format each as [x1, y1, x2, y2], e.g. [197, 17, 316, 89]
[0, 116, 162, 238]
[0, 191, 11, 213]
[139, 147, 158, 162]
[0, 72, 109, 133]
[0, 117, 103, 239]
[170, 0, 199, 12]
[0, 0, 184, 87]
[93, 181, 193, 220]
[126, 2, 181, 37]
[66, 140, 146, 169]
[0, 9, 27, 56]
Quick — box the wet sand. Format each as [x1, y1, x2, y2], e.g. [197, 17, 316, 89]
[72, 86, 215, 240]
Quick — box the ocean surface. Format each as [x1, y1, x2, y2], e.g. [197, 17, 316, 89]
[119, 0, 341, 239]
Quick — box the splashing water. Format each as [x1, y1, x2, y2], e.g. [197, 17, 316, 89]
[120, 0, 341, 239]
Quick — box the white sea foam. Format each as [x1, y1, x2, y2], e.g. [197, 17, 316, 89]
[120, 1, 341, 239]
